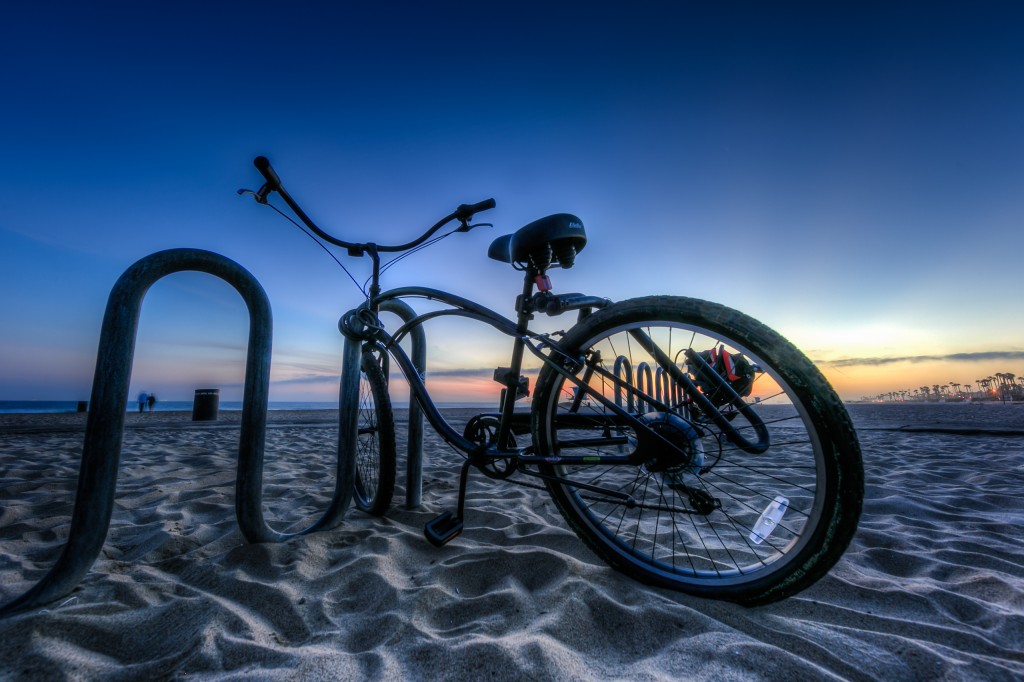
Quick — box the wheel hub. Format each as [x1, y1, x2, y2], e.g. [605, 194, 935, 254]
[636, 412, 705, 475]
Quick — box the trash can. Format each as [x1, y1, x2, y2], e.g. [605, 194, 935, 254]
[192, 388, 220, 421]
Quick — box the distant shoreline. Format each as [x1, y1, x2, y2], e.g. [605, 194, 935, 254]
[849, 399, 1024, 406]
[0, 405, 496, 436]
[4, 402, 1024, 437]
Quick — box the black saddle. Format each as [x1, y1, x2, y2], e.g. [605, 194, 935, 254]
[487, 213, 587, 270]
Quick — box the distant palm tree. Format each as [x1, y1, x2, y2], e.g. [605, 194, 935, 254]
[975, 379, 987, 400]
[1010, 374, 1023, 400]
[994, 373, 1006, 400]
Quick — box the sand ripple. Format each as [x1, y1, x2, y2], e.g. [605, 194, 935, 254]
[1, 405, 1023, 679]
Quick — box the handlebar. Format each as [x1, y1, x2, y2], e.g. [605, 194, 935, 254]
[250, 156, 495, 255]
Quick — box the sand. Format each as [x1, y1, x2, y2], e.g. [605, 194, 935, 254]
[1, 403, 1022, 680]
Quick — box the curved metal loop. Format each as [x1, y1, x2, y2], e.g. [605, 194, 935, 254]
[655, 366, 672, 405]
[635, 362, 653, 414]
[376, 300, 426, 510]
[613, 356, 635, 413]
[0, 248, 349, 618]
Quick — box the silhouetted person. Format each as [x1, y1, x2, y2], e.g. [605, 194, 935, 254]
[137, 391, 148, 413]
[147, 393, 156, 412]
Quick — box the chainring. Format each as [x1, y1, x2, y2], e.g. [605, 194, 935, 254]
[463, 415, 518, 479]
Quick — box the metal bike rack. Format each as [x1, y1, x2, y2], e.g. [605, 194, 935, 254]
[655, 366, 671, 405]
[616, 358, 687, 411]
[377, 300, 426, 509]
[635, 362, 653, 413]
[0, 248, 354, 617]
[613, 356, 635, 412]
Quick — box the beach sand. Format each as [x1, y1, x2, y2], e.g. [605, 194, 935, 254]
[1, 404, 1022, 680]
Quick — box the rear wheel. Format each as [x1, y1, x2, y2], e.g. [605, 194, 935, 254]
[531, 296, 863, 605]
[353, 349, 396, 516]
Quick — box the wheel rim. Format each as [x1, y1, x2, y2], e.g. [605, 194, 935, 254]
[540, 318, 830, 589]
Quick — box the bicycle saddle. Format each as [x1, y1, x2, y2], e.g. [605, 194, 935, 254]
[487, 213, 587, 270]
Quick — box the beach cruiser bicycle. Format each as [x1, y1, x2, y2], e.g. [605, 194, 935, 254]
[245, 157, 863, 605]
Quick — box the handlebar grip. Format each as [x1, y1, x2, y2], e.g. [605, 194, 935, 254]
[468, 198, 496, 213]
[253, 156, 282, 189]
[455, 198, 496, 222]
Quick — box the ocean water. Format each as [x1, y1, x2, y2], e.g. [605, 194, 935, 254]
[0, 401, 339, 414]
[0, 400, 495, 414]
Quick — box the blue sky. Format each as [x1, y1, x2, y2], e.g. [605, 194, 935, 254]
[1, 2, 1022, 403]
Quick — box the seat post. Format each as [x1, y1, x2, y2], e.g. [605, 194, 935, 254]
[515, 266, 539, 333]
[495, 268, 538, 443]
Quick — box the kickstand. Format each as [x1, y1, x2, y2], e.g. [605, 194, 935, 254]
[424, 456, 473, 547]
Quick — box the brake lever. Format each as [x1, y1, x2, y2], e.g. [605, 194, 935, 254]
[236, 184, 273, 204]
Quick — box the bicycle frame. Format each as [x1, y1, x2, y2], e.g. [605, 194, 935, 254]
[361, 284, 527, 455]
[339, 268, 771, 478]
[341, 269, 567, 463]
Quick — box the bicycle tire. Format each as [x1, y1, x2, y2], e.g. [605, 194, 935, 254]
[530, 296, 863, 605]
[352, 349, 397, 516]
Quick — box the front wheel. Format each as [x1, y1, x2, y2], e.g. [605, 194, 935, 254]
[531, 296, 863, 605]
[352, 349, 396, 516]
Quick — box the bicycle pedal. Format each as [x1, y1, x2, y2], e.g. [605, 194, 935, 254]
[424, 511, 464, 547]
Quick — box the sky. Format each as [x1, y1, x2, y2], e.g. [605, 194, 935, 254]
[1, 2, 1022, 404]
